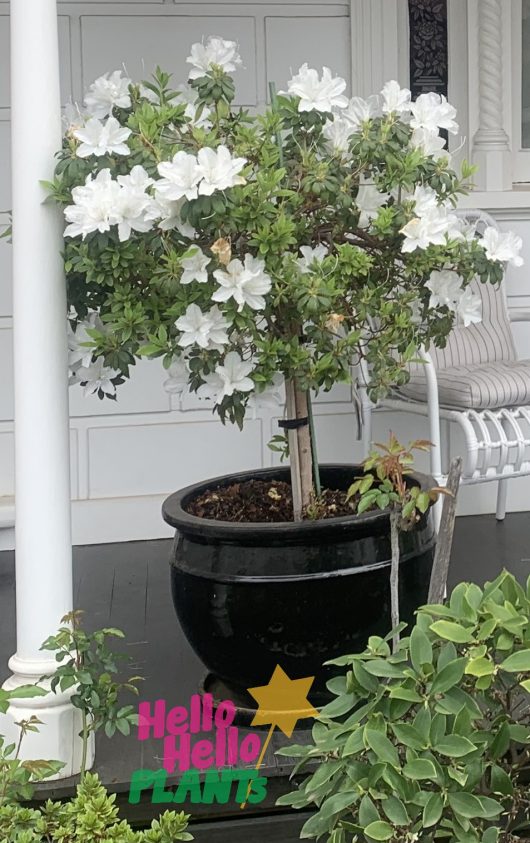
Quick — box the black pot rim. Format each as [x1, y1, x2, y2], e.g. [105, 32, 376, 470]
[162, 463, 434, 542]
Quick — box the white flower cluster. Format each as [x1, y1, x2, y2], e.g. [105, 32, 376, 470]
[64, 145, 246, 242]
[289, 67, 457, 163]
[68, 313, 118, 397]
[401, 185, 462, 253]
[186, 36, 242, 80]
[155, 145, 246, 201]
[425, 270, 481, 328]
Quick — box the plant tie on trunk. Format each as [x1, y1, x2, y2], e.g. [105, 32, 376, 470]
[278, 417, 309, 430]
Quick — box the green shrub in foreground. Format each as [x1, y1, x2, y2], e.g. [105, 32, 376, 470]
[278, 571, 530, 842]
[0, 771, 193, 842]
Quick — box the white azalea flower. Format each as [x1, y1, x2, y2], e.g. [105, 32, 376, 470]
[213, 254, 272, 311]
[285, 64, 348, 113]
[156, 151, 202, 202]
[356, 177, 390, 228]
[298, 244, 328, 273]
[68, 313, 102, 370]
[117, 165, 154, 193]
[84, 70, 132, 119]
[76, 357, 118, 398]
[410, 127, 449, 160]
[381, 80, 411, 115]
[176, 304, 230, 350]
[115, 185, 154, 242]
[322, 117, 355, 155]
[175, 84, 213, 130]
[479, 227, 524, 267]
[163, 357, 189, 396]
[412, 184, 439, 218]
[456, 286, 482, 327]
[74, 116, 131, 158]
[64, 169, 122, 239]
[180, 247, 210, 284]
[400, 207, 452, 253]
[197, 145, 247, 195]
[200, 352, 254, 401]
[410, 92, 459, 135]
[187, 36, 242, 80]
[425, 269, 464, 310]
[144, 196, 196, 238]
[342, 95, 381, 129]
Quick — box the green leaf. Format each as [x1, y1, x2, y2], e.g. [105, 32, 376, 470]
[490, 764, 513, 796]
[423, 792, 443, 827]
[403, 758, 437, 780]
[490, 721, 511, 760]
[391, 722, 425, 750]
[430, 620, 473, 643]
[381, 795, 409, 826]
[410, 626, 433, 673]
[364, 821, 394, 841]
[500, 648, 530, 673]
[434, 735, 477, 757]
[365, 728, 399, 767]
[465, 656, 495, 677]
[447, 792, 484, 819]
[359, 794, 380, 827]
[430, 658, 466, 694]
[363, 659, 404, 678]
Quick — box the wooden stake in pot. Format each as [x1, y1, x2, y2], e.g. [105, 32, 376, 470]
[428, 457, 462, 605]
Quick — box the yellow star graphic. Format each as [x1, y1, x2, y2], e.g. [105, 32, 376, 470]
[240, 665, 319, 809]
[247, 664, 319, 738]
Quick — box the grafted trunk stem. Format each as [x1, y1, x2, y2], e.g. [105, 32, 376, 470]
[285, 379, 314, 521]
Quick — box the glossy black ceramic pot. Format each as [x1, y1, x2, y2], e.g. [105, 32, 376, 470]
[162, 465, 435, 703]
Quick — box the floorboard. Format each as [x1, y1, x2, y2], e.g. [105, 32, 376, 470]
[1, 512, 529, 837]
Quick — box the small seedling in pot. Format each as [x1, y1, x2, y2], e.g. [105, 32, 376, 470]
[41, 610, 142, 778]
[348, 434, 449, 651]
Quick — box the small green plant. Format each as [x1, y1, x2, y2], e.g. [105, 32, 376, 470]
[278, 571, 530, 843]
[348, 434, 446, 652]
[0, 688, 64, 805]
[0, 771, 193, 842]
[41, 611, 142, 777]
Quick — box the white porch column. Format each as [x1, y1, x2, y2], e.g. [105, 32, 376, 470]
[472, 0, 512, 190]
[0, 0, 89, 777]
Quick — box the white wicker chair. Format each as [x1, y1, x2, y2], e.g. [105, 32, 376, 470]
[358, 210, 530, 525]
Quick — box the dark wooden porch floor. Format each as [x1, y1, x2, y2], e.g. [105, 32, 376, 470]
[1, 512, 529, 840]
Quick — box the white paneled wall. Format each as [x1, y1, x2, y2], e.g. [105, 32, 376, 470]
[1, 0, 529, 550]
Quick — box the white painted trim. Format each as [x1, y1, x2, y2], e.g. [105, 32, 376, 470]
[1, 0, 87, 780]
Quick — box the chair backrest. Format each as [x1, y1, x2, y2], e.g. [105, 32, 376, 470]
[427, 210, 516, 370]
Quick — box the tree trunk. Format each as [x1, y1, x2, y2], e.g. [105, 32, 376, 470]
[390, 509, 401, 654]
[285, 378, 314, 521]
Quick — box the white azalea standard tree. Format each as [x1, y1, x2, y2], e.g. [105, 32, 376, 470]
[53, 38, 523, 520]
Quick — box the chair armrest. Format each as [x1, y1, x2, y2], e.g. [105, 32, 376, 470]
[510, 309, 530, 323]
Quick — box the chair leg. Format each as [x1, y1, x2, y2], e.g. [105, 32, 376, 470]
[496, 478, 508, 521]
[361, 401, 372, 458]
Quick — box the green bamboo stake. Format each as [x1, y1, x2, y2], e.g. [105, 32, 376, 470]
[268, 82, 284, 168]
[306, 392, 322, 497]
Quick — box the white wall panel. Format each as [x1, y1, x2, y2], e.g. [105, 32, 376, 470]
[69, 357, 171, 417]
[265, 15, 350, 92]
[0, 122, 11, 317]
[0, 429, 79, 497]
[80, 15, 257, 104]
[0, 326, 13, 422]
[0, 431, 14, 496]
[87, 417, 262, 497]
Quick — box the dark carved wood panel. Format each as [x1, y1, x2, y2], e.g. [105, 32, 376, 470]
[409, 0, 449, 99]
